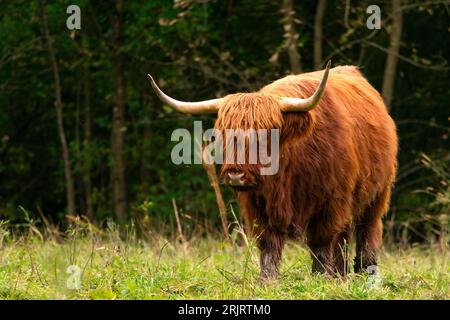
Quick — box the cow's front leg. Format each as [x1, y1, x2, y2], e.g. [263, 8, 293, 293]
[257, 229, 285, 284]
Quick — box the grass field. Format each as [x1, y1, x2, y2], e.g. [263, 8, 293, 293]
[0, 223, 448, 300]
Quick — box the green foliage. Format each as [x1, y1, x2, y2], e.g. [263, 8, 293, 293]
[0, 230, 447, 299]
[0, 0, 448, 244]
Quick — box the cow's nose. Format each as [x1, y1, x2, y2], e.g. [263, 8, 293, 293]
[227, 172, 245, 185]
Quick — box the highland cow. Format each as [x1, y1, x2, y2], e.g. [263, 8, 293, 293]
[148, 61, 398, 283]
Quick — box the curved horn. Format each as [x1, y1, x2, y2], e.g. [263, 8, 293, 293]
[280, 60, 331, 112]
[147, 74, 222, 114]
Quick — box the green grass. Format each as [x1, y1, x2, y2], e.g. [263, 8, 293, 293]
[0, 227, 448, 300]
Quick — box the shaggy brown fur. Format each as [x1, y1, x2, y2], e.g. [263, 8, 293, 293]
[214, 66, 398, 281]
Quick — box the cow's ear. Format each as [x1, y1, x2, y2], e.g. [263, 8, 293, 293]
[281, 112, 316, 143]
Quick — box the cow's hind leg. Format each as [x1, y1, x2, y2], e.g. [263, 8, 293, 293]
[354, 186, 391, 274]
[307, 234, 334, 275]
[257, 228, 285, 284]
[333, 228, 351, 276]
[307, 202, 352, 276]
[307, 226, 351, 276]
[306, 217, 336, 275]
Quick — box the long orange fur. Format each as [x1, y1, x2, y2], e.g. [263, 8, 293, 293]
[214, 66, 398, 278]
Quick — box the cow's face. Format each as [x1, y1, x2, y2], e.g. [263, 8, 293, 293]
[214, 93, 315, 191]
[147, 61, 330, 191]
[214, 93, 283, 190]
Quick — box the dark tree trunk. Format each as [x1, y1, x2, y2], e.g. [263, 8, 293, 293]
[382, 0, 403, 110]
[83, 66, 94, 220]
[40, 0, 76, 215]
[111, 0, 127, 223]
[281, 0, 302, 74]
[314, 0, 327, 69]
[140, 94, 153, 187]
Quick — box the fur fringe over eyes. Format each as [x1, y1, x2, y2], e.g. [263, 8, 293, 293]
[215, 93, 284, 131]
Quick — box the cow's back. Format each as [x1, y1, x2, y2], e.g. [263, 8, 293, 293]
[262, 66, 398, 214]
